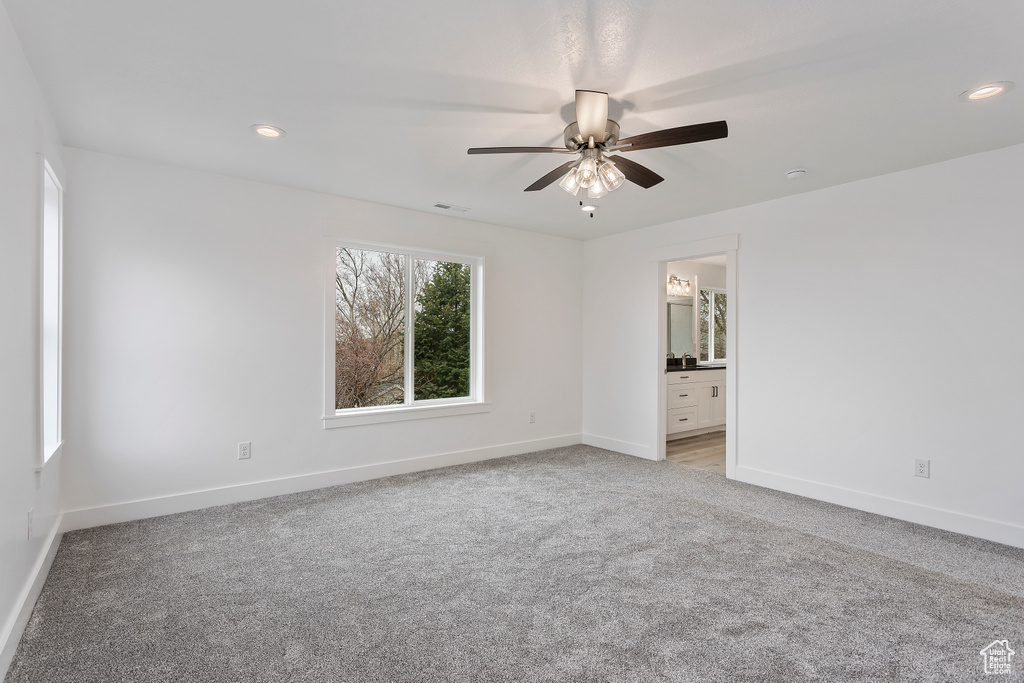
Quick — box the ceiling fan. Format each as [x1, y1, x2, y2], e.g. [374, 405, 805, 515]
[467, 90, 728, 204]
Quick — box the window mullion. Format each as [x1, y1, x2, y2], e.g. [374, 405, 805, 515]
[710, 292, 716, 362]
[404, 255, 414, 405]
[469, 264, 477, 400]
[705, 292, 710, 362]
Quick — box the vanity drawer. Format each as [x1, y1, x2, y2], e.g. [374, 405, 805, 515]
[667, 372, 701, 386]
[668, 386, 699, 409]
[667, 406, 698, 433]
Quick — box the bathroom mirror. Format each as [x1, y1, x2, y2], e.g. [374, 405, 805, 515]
[667, 297, 695, 359]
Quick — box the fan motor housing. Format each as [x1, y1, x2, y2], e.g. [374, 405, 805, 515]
[564, 120, 620, 150]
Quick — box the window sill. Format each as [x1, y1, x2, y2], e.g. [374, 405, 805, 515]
[323, 401, 491, 429]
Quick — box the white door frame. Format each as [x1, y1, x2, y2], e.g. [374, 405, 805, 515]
[652, 234, 738, 478]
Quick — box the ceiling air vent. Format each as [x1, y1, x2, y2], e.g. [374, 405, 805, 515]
[433, 202, 470, 213]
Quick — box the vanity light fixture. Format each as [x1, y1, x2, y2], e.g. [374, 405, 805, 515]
[667, 275, 690, 296]
[251, 124, 286, 138]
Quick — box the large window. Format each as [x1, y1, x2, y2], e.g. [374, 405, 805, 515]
[41, 160, 64, 463]
[326, 241, 483, 425]
[699, 288, 726, 363]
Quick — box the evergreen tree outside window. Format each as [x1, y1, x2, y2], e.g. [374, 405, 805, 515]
[414, 260, 471, 400]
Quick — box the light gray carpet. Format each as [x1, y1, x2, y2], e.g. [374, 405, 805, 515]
[6, 445, 1023, 682]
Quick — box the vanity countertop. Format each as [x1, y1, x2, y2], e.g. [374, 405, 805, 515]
[666, 365, 726, 372]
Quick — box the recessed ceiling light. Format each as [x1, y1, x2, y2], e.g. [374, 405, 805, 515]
[251, 124, 286, 138]
[786, 169, 807, 180]
[960, 82, 1014, 101]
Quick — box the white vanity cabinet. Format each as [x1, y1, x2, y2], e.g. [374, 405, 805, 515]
[666, 376, 700, 434]
[667, 369, 725, 435]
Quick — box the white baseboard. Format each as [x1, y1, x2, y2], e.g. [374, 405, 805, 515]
[667, 426, 725, 441]
[0, 518, 63, 679]
[61, 434, 582, 532]
[582, 433, 655, 460]
[734, 465, 1024, 549]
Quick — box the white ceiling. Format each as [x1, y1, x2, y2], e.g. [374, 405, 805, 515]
[6, 0, 1023, 240]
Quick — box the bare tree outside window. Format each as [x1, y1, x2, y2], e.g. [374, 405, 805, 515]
[335, 248, 408, 409]
[699, 289, 727, 363]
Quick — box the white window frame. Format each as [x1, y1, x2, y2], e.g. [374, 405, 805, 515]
[700, 286, 726, 365]
[323, 238, 488, 428]
[40, 158, 64, 468]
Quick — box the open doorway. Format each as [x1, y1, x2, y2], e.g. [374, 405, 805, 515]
[663, 255, 728, 474]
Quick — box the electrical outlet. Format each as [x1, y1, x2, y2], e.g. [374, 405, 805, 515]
[529, 411, 535, 424]
[27, 509, 33, 540]
[238, 441, 251, 460]
[914, 458, 930, 478]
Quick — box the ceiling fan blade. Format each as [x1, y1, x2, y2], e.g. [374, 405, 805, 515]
[468, 146, 573, 155]
[524, 160, 579, 192]
[575, 90, 609, 143]
[606, 155, 664, 189]
[616, 120, 728, 152]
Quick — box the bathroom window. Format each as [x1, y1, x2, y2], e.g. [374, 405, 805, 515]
[700, 288, 726, 363]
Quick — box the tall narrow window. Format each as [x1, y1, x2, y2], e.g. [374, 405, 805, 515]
[330, 241, 482, 419]
[41, 161, 63, 462]
[699, 288, 726, 363]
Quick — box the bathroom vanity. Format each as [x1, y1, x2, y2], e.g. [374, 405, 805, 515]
[666, 367, 725, 436]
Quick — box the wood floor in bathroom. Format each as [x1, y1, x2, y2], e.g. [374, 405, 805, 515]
[666, 430, 726, 474]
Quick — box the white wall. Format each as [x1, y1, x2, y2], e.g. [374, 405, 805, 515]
[0, 1, 64, 670]
[61, 148, 583, 520]
[583, 143, 1024, 547]
[666, 260, 725, 290]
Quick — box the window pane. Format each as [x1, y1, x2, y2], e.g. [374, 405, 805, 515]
[414, 259, 471, 400]
[699, 289, 710, 362]
[42, 169, 61, 457]
[713, 292, 727, 361]
[335, 247, 406, 409]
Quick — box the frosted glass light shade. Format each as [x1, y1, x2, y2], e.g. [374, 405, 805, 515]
[559, 168, 582, 195]
[598, 159, 625, 191]
[577, 157, 598, 188]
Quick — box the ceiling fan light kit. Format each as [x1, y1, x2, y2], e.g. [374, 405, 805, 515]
[467, 90, 728, 211]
